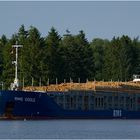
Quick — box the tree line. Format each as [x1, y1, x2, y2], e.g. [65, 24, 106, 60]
[0, 25, 140, 89]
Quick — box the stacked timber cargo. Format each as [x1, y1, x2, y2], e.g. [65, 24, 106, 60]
[23, 81, 140, 92]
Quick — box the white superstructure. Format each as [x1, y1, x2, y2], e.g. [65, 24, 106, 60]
[133, 75, 140, 82]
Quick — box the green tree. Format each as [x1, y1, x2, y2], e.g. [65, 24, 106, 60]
[44, 27, 61, 84]
[61, 30, 94, 82]
[74, 30, 94, 82]
[131, 37, 140, 76]
[0, 35, 7, 83]
[104, 36, 133, 81]
[90, 38, 105, 80]
[21, 26, 45, 86]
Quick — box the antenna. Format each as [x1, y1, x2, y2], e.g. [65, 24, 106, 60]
[11, 41, 23, 90]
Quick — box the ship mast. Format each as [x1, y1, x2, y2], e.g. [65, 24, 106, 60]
[11, 41, 23, 90]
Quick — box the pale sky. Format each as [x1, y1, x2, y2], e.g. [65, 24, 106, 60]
[0, 1, 140, 41]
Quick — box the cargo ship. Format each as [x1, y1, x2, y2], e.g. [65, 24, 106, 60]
[1, 43, 140, 119]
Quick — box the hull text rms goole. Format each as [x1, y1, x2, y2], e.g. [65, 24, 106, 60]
[1, 43, 140, 119]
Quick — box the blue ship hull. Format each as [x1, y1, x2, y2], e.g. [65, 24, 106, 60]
[0, 90, 140, 119]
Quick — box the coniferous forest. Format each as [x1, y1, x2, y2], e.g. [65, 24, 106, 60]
[0, 25, 140, 89]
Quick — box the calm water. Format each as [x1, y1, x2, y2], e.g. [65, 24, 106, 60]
[0, 119, 140, 139]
